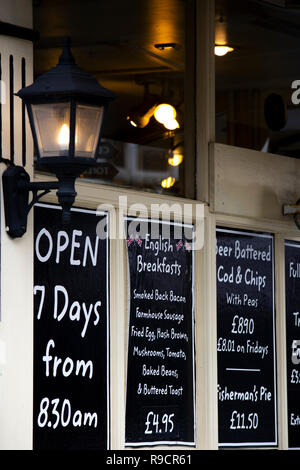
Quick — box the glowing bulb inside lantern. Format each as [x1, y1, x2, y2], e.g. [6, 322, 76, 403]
[58, 123, 70, 149]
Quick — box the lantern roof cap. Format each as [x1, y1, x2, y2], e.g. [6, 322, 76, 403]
[16, 37, 115, 103]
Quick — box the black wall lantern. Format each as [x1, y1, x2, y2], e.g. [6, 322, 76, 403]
[2, 37, 114, 238]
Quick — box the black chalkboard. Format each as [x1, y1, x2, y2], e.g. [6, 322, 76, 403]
[33, 203, 109, 450]
[125, 217, 195, 446]
[285, 240, 300, 449]
[216, 228, 277, 447]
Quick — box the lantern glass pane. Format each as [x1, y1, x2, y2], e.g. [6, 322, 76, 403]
[75, 104, 104, 158]
[31, 102, 70, 157]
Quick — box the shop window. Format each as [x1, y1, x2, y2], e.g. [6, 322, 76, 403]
[33, 0, 191, 197]
[215, 0, 300, 158]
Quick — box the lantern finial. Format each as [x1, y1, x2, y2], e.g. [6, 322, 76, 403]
[58, 37, 76, 66]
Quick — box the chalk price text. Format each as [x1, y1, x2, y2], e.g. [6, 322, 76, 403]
[145, 411, 175, 435]
[231, 315, 255, 335]
[230, 411, 259, 430]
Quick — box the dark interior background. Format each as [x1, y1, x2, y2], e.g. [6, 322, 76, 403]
[215, 0, 300, 156]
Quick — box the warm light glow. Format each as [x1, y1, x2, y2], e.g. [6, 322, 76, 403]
[154, 103, 176, 124]
[214, 45, 234, 56]
[161, 176, 176, 189]
[168, 153, 183, 167]
[58, 123, 70, 148]
[127, 115, 138, 127]
[163, 119, 179, 130]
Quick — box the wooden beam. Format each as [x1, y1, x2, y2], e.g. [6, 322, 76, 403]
[195, 0, 215, 204]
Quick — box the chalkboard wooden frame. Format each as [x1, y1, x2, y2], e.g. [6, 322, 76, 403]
[33, 203, 110, 450]
[124, 216, 196, 447]
[216, 227, 277, 448]
[285, 240, 300, 450]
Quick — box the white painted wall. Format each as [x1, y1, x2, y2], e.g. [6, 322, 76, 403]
[0, 0, 32, 29]
[0, 1, 33, 449]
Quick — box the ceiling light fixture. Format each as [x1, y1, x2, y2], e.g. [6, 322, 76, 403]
[127, 100, 180, 131]
[214, 45, 234, 56]
[163, 119, 179, 130]
[154, 103, 176, 123]
[126, 95, 159, 128]
[168, 152, 183, 167]
[154, 43, 179, 51]
[153, 103, 179, 130]
[161, 176, 176, 189]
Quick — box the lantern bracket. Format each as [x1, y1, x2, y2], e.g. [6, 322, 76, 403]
[2, 165, 60, 238]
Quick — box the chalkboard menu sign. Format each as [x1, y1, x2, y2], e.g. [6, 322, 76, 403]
[125, 217, 195, 446]
[216, 228, 277, 447]
[33, 203, 109, 450]
[285, 240, 300, 449]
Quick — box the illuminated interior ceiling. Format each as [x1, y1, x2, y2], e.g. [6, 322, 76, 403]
[215, 0, 300, 90]
[33, 0, 300, 151]
[32, 0, 185, 145]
